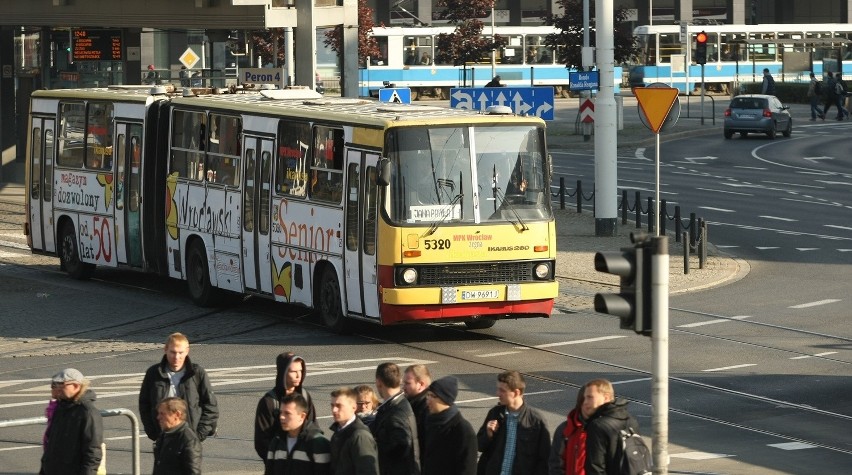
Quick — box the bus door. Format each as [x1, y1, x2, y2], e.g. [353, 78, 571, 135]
[114, 122, 144, 267]
[343, 149, 380, 319]
[28, 117, 55, 253]
[241, 135, 273, 294]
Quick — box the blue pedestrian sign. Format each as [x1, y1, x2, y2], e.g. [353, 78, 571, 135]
[569, 71, 599, 91]
[449, 86, 555, 120]
[378, 87, 412, 104]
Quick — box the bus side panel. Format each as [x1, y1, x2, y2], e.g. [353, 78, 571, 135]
[54, 168, 118, 267]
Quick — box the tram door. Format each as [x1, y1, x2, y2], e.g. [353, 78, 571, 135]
[28, 117, 55, 253]
[343, 149, 380, 319]
[114, 122, 144, 266]
[241, 135, 273, 294]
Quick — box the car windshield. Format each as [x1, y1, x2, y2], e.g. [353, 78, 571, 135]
[731, 98, 766, 109]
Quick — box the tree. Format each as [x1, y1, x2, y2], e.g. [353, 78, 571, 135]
[543, 0, 638, 70]
[251, 29, 285, 66]
[434, 0, 505, 66]
[323, 0, 383, 65]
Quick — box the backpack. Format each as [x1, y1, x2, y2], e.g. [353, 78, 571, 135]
[814, 81, 823, 96]
[618, 428, 652, 475]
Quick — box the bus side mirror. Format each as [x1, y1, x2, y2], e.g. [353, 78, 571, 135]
[377, 158, 391, 186]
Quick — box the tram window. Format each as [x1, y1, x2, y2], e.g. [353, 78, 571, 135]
[170, 110, 207, 180]
[403, 35, 432, 66]
[363, 166, 377, 256]
[345, 163, 359, 251]
[86, 102, 113, 170]
[659, 33, 683, 64]
[721, 33, 747, 61]
[370, 37, 388, 66]
[275, 120, 310, 197]
[44, 128, 54, 201]
[501, 35, 523, 64]
[207, 114, 241, 186]
[525, 35, 552, 64]
[31, 127, 41, 200]
[57, 102, 86, 168]
[636, 34, 656, 65]
[310, 126, 344, 203]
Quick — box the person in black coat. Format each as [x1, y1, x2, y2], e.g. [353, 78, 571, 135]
[403, 364, 432, 456]
[329, 387, 379, 475]
[40, 368, 103, 475]
[139, 333, 219, 441]
[582, 379, 640, 475]
[153, 397, 202, 475]
[421, 376, 477, 475]
[371, 362, 420, 475]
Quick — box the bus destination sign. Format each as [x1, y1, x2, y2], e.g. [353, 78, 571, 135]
[73, 29, 122, 61]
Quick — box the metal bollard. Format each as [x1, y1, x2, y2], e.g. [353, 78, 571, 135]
[635, 191, 642, 228]
[683, 231, 690, 274]
[674, 206, 682, 243]
[689, 212, 697, 248]
[699, 221, 707, 269]
[647, 197, 655, 234]
[660, 199, 667, 235]
[559, 177, 565, 210]
[621, 189, 628, 225]
[576, 179, 583, 213]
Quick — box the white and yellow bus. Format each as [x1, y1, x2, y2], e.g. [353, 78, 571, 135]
[26, 86, 558, 330]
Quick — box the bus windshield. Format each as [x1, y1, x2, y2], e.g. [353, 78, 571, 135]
[385, 125, 552, 226]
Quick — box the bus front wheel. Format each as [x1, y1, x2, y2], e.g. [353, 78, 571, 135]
[186, 241, 217, 306]
[318, 268, 347, 333]
[60, 221, 94, 280]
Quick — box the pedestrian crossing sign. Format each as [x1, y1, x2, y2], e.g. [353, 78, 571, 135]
[378, 87, 412, 104]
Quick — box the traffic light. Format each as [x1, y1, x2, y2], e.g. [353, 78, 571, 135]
[593, 237, 652, 335]
[227, 30, 246, 56]
[695, 31, 708, 65]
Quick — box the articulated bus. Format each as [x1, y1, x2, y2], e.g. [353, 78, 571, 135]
[630, 23, 852, 94]
[25, 86, 558, 330]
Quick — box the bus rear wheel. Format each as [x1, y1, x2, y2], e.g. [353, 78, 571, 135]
[186, 241, 217, 306]
[59, 221, 94, 280]
[318, 268, 347, 333]
[464, 318, 496, 330]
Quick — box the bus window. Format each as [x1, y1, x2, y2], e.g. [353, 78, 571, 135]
[363, 166, 377, 256]
[244, 148, 256, 233]
[44, 128, 54, 201]
[275, 120, 310, 197]
[310, 126, 344, 203]
[128, 128, 142, 212]
[58, 102, 86, 168]
[170, 110, 207, 180]
[208, 114, 241, 186]
[116, 134, 125, 210]
[86, 102, 113, 170]
[31, 127, 41, 199]
[345, 163, 359, 251]
[259, 149, 271, 235]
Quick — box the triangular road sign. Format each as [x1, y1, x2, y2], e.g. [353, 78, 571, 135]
[633, 87, 679, 134]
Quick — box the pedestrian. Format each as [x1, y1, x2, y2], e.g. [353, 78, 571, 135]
[153, 397, 202, 475]
[807, 72, 825, 121]
[255, 352, 317, 461]
[548, 385, 588, 475]
[402, 364, 431, 455]
[40, 368, 103, 475]
[371, 362, 420, 475]
[833, 73, 849, 120]
[354, 384, 380, 428]
[477, 370, 551, 475]
[485, 75, 503, 87]
[145, 64, 159, 85]
[421, 376, 477, 475]
[42, 380, 62, 448]
[823, 71, 837, 119]
[582, 379, 640, 475]
[139, 332, 219, 442]
[265, 393, 332, 475]
[761, 68, 776, 95]
[329, 387, 379, 475]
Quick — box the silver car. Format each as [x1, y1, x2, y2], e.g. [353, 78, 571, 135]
[723, 94, 792, 139]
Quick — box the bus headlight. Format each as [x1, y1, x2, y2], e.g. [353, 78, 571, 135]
[401, 268, 418, 285]
[534, 263, 551, 280]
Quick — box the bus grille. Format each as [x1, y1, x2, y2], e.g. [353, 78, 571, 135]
[418, 262, 533, 286]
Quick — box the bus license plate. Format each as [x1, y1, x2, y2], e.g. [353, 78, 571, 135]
[461, 290, 500, 300]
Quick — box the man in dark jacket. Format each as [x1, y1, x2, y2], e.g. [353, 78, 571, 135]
[256, 351, 318, 461]
[153, 397, 202, 475]
[41, 368, 103, 475]
[329, 387, 379, 475]
[139, 333, 219, 441]
[582, 379, 639, 475]
[371, 362, 420, 475]
[266, 393, 331, 475]
[477, 370, 550, 475]
[402, 364, 431, 456]
[421, 376, 477, 475]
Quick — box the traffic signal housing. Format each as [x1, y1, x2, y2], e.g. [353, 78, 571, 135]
[695, 31, 708, 65]
[593, 239, 653, 335]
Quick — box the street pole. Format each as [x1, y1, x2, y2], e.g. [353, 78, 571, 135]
[654, 133, 660, 236]
[651, 235, 669, 474]
[594, 0, 617, 236]
[491, 7, 496, 79]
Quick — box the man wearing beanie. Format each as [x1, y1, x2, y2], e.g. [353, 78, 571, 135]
[477, 370, 550, 475]
[41, 368, 103, 475]
[421, 376, 477, 475]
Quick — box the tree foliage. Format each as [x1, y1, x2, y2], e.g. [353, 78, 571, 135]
[251, 29, 285, 66]
[323, 0, 383, 65]
[543, 0, 639, 70]
[434, 0, 505, 66]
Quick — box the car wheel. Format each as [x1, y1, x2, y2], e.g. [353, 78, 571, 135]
[724, 129, 733, 139]
[767, 123, 777, 139]
[782, 119, 792, 137]
[740, 132, 748, 138]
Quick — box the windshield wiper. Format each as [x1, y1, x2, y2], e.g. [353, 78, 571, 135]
[493, 187, 529, 232]
[421, 192, 464, 238]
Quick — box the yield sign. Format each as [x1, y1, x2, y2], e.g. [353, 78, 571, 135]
[634, 86, 679, 134]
